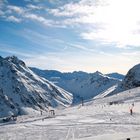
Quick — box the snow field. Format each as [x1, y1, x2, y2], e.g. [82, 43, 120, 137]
[0, 99, 140, 140]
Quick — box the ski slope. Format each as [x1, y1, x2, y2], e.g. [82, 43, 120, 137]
[0, 87, 140, 140]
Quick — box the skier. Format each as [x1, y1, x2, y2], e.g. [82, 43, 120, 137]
[130, 108, 133, 115]
[130, 102, 135, 115]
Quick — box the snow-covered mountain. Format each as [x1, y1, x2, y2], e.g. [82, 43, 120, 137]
[113, 63, 140, 94]
[30, 68, 120, 103]
[30, 67, 89, 82]
[0, 56, 73, 117]
[121, 63, 140, 90]
[61, 71, 120, 103]
[97, 63, 140, 98]
[106, 72, 124, 80]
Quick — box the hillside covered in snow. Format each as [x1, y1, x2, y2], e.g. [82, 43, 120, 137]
[30, 68, 120, 103]
[0, 56, 73, 117]
[97, 63, 140, 98]
[0, 56, 140, 139]
[0, 86, 140, 140]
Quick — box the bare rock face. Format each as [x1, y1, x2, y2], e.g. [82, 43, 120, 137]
[121, 64, 140, 90]
[105, 64, 140, 97]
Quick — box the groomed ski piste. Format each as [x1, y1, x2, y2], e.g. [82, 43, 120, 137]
[0, 87, 140, 140]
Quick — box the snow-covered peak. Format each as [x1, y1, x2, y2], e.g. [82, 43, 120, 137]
[90, 71, 107, 79]
[30, 67, 120, 103]
[106, 72, 124, 80]
[94, 70, 102, 75]
[5, 55, 20, 62]
[5, 56, 26, 67]
[0, 56, 73, 117]
[89, 71, 119, 85]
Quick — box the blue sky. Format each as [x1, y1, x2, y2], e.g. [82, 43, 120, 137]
[0, 0, 140, 74]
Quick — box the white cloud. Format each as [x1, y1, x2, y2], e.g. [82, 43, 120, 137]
[24, 13, 54, 26]
[7, 5, 24, 14]
[23, 50, 140, 74]
[79, 0, 140, 47]
[26, 4, 42, 10]
[7, 15, 21, 23]
[4, 4, 55, 26]
[69, 43, 96, 52]
[49, 0, 140, 48]
[24, 53, 68, 71]
[49, 1, 96, 17]
[3, 3, 56, 26]
[31, 0, 43, 2]
[2, 0, 140, 48]
[24, 0, 43, 2]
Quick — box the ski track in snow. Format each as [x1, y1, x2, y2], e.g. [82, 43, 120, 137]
[0, 100, 140, 140]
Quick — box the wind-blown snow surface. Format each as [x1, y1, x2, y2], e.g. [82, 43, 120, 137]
[30, 68, 120, 103]
[0, 87, 140, 140]
[0, 56, 73, 117]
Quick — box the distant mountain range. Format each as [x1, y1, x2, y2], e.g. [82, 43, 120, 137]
[30, 68, 121, 103]
[0, 55, 139, 118]
[106, 73, 124, 80]
[0, 56, 73, 117]
[30, 63, 140, 101]
[30, 68, 125, 81]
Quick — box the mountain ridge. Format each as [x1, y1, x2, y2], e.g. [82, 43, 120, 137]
[96, 63, 140, 98]
[0, 56, 73, 117]
[30, 67, 120, 103]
